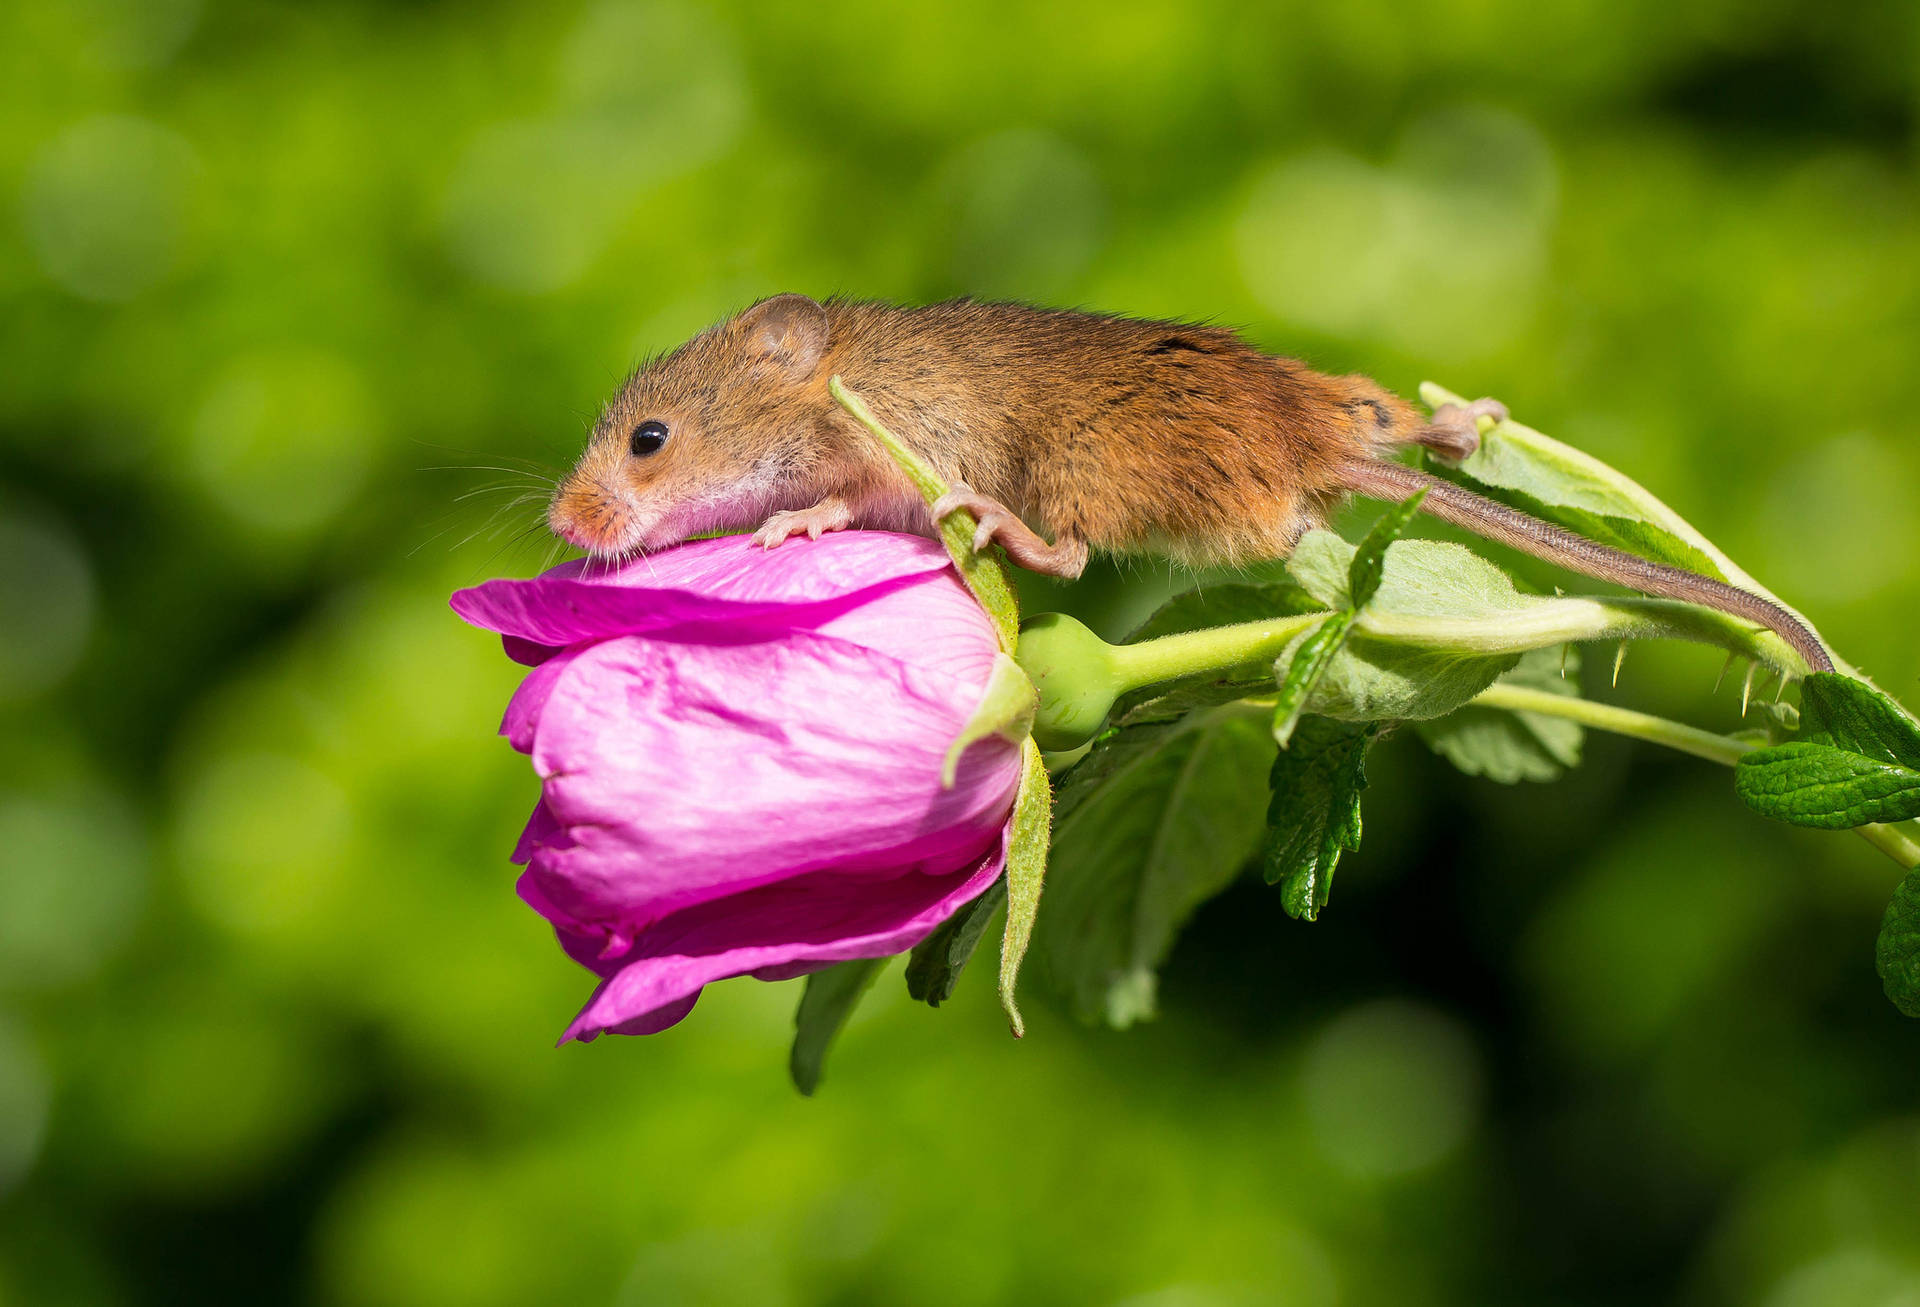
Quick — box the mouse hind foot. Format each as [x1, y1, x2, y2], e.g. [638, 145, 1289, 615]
[1414, 396, 1507, 462]
[931, 484, 1089, 579]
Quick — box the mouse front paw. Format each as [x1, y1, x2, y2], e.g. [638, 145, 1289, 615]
[752, 498, 853, 548]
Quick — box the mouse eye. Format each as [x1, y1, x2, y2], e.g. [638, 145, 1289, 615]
[628, 420, 669, 458]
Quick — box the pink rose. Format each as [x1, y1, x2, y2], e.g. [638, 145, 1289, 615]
[450, 532, 1023, 1042]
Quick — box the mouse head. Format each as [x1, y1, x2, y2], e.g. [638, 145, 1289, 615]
[548, 294, 834, 557]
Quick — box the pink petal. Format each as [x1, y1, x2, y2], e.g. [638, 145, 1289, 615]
[560, 843, 1007, 1042]
[500, 645, 586, 754]
[517, 627, 1022, 930]
[807, 568, 1004, 694]
[450, 532, 953, 649]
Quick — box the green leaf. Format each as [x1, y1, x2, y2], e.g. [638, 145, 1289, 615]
[1795, 673, 1920, 765]
[1272, 496, 1423, 747]
[942, 652, 1038, 787]
[1260, 717, 1378, 921]
[1271, 612, 1354, 747]
[1733, 742, 1920, 829]
[829, 375, 1020, 652]
[789, 957, 886, 1096]
[1735, 675, 1920, 829]
[1420, 381, 1753, 591]
[904, 876, 1006, 1007]
[1877, 868, 1920, 1018]
[997, 738, 1052, 1036]
[1348, 488, 1427, 607]
[1279, 530, 1532, 722]
[1041, 703, 1276, 1027]
[1417, 646, 1584, 783]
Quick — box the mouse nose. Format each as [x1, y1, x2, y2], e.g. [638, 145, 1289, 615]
[548, 478, 633, 555]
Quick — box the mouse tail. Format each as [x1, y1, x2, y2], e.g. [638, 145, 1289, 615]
[1339, 458, 1835, 674]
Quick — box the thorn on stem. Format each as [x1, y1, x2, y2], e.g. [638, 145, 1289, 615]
[1612, 643, 1628, 688]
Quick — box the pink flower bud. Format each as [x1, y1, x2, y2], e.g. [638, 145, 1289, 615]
[451, 532, 1023, 1042]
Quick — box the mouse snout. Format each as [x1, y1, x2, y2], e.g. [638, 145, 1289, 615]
[548, 468, 642, 557]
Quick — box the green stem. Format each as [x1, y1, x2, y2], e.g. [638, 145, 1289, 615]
[1100, 593, 1804, 704]
[1106, 612, 1327, 695]
[1471, 683, 1752, 766]
[1358, 594, 1804, 675]
[1468, 682, 1920, 871]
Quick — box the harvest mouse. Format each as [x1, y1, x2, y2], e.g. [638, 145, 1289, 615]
[547, 294, 1831, 672]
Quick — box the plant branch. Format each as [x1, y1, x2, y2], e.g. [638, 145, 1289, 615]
[1468, 682, 1920, 871]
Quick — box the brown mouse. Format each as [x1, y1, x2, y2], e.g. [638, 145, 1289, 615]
[548, 293, 1832, 673]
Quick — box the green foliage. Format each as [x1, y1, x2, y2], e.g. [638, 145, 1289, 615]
[905, 878, 1005, 1007]
[1348, 489, 1428, 608]
[1041, 705, 1275, 1027]
[1282, 531, 1527, 722]
[1271, 613, 1356, 748]
[1261, 718, 1379, 921]
[10, 0, 1920, 1299]
[1419, 382, 1744, 588]
[1111, 582, 1320, 725]
[1878, 870, 1920, 1018]
[997, 740, 1052, 1036]
[789, 957, 886, 1097]
[1736, 675, 1920, 828]
[1417, 647, 1584, 783]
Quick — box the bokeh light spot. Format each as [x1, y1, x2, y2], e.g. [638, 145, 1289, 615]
[0, 1015, 50, 1196]
[80, 0, 203, 68]
[1763, 1250, 1920, 1307]
[0, 499, 96, 704]
[97, 990, 339, 1192]
[174, 751, 354, 936]
[0, 787, 148, 991]
[1300, 999, 1481, 1181]
[186, 350, 377, 538]
[934, 130, 1107, 301]
[20, 115, 199, 302]
[441, 0, 746, 293]
[1237, 107, 1556, 364]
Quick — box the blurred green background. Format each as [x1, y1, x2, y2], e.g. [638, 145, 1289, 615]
[5, 1, 1920, 1303]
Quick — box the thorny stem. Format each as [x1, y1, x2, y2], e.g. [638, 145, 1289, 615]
[1103, 594, 1806, 700]
[1469, 682, 1920, 871]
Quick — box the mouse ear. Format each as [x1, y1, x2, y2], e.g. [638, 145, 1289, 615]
[739, 293, 828, 380]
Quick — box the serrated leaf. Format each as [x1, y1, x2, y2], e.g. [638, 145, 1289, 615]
[1734, 675, 1920, 830]
[904, 876, 1005, 1007]
[1041, 703, 1276, 1027]
[789, 957, 885, 1096]
[1348, 488, 1427, 607]
[1272, 497, 1422, 747]
[1734, 742, 1920, 829]
[1272, 612, 1354, 747]
[1418, 646, 1585, 783]
[1795, 673, 1920, 766]
[1280, 530, 1529, 722]
[1877, 868, 1920, 1018]
[1260, 717, 1378, 920]
[997, 738, 1052, 1036]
